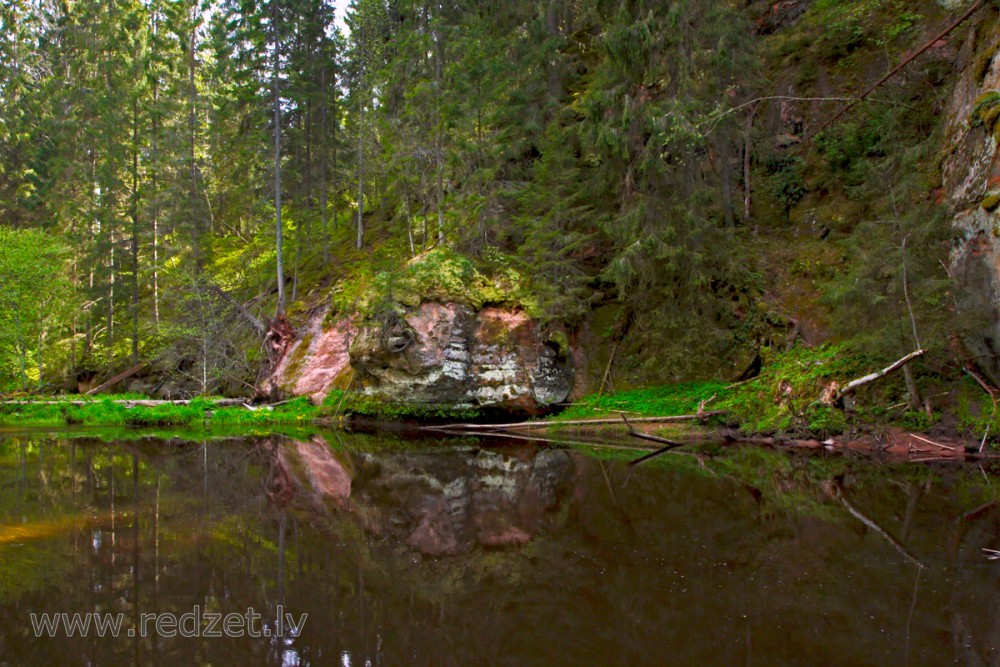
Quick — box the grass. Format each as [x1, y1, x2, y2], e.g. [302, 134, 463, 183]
[555, 381, 729, 421]
[0, 395, 324, 430]
[549, 343, 957, 439]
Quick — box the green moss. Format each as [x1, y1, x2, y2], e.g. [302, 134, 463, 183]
[331, 247, 540, 319]
[955, 378, 1000, 447]
[721, 343, 874, 436]
[982, 194, 1000, 212]
[971, 91, 1000, 130]
[974, 46, 996, 84]
[555, 381, 730, 422]
[321, 389, 482, 421]
[282, 332, 315, 382]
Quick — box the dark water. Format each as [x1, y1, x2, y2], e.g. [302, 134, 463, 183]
[0, 429, 998, 666]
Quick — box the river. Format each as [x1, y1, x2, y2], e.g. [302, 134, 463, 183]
[0, 428, 997, 665]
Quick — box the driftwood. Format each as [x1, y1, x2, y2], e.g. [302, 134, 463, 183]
[432, 425, 662, 453]
[833, 349, 926, 402]
[86, 363, 146, 395]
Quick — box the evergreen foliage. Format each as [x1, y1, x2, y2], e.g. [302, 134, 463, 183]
[0, 0, 982, 407]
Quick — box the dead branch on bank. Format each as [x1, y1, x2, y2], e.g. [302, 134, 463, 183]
[833, 349, 927, 403]
[86, 363, 147, 395]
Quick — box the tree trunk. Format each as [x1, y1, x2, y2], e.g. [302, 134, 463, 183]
[273, 0, 286, 315]
[151, 74, 160, 329]
[188, 17, 200, 271]
[320, 65, 330, 263]
[356, 62, 365, 252]
[743, 103, 758, 226]
[130, 93, 140, 366]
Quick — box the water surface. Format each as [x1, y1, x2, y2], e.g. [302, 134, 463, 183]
[0, 429, 997, 666]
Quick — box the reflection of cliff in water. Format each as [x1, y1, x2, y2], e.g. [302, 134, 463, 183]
[274, 437, 574, 556]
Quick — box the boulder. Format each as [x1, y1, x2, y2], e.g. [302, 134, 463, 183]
[349, 302, 573, 413]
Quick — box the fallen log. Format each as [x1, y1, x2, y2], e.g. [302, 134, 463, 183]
[833, 349, 926, 402]
[426, 410, 725, 432]
[908, 433, 958, 452]
[86, 363, 146, 395]
[622, 414, 690, 466]
[1, 398, 250, 408]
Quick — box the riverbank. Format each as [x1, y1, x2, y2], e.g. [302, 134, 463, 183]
[2, 345, 996, 463]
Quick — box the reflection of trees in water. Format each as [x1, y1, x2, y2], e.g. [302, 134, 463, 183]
[0, 433, 999, 666]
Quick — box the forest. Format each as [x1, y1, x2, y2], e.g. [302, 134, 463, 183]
[1, 0, 999, 440]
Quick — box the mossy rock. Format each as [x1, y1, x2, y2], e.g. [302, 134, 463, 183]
[971, 91, 1000, 129]
[984, 105, 1000, 133]
[983, 194, 1000, 212]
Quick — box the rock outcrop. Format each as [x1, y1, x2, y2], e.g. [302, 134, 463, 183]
[944, 17, 1000, 383]
[266, 302, 574, 414]
[349, 302, 573, 413]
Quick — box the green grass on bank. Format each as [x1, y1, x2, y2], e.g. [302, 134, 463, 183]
[555, 381, 730, 421]
[0, 396, 322, 429]
[551, 343, 974, 440]
[0, 342, 978, 442]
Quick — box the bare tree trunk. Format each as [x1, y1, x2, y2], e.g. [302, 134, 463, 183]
[405, 187, 415, 256]
[901, 233, 922, 409]
[188, 15, 200, 272]
[108, 225, 115, 363]
[435, 18, 445, 246]
[272, 1, 286, 315]
[14, 312, 26, 391]
[720, 141, 734, 228]
[151, 75, 160, 329]
[743, 103, 758, 227]
[356, 68, 365, 252]
[130, 93, 140, 366]
[37, 327, 45, 392]
[320, 65, 330, 263]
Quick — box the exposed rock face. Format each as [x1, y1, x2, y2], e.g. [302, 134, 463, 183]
[944, 24, 1000, 383]
[265, 301, 574, 413]
[349, 302, 573, 413]
[263, 310, 356, 402]
[751, 0, 812, 35]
